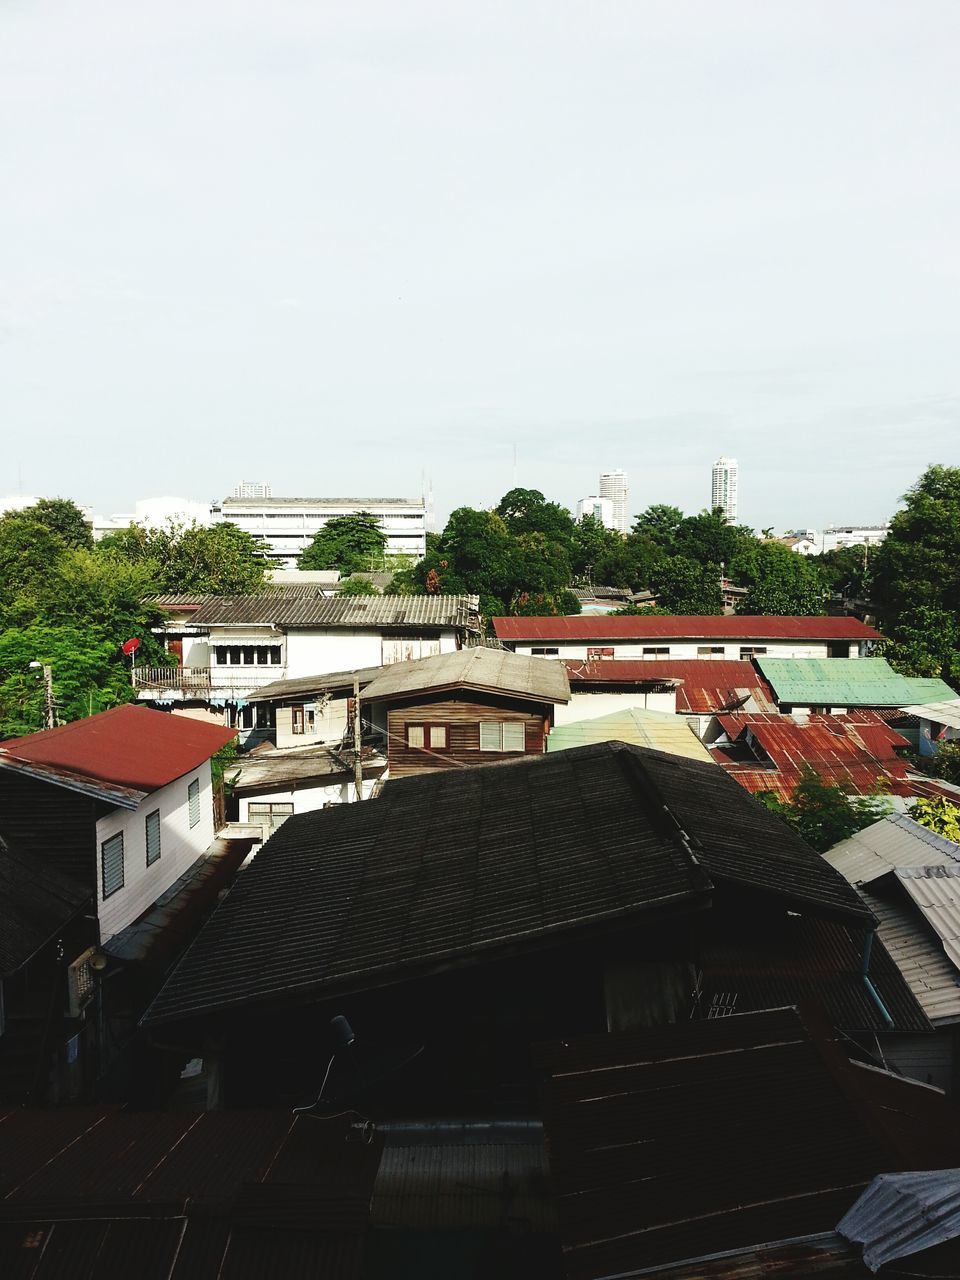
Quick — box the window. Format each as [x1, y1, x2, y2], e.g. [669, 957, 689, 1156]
[406, 724, 449, 750]
[739, 646, 767, 659]
[188, 778, 201, 828]
[479, 721, 526, 752]
[697, 646, 724, 657]
[248, 802, 294, 837]
[213, 645, 283, 666]
[101, 832, 124, 898]
[531, 647, 559, 657]
[145, 809, 161, 866]
[642, 646, 669, 657]
[587, 647, 615, 659]
[292, 705, 305, 735]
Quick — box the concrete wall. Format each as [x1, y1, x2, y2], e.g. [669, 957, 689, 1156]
[554, 690, 678, 726]
[511, 639, 859, 661]
[238, 777, 378, 829]
[95, 764, 216, 942]
[275, 698, 350, 748]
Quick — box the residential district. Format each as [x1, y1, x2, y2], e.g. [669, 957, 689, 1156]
[2, 462, 960, 1278]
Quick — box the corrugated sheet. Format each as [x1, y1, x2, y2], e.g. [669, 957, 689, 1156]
[858, 885, 960, 1025]
[757, 658, 958, 708]
[248, 666, 384, 703]
[824, 814, 960, 886]
[535, 1007, 960, 1280]
[494, 616, 880, 642]
[234, 746, 386, 791]
[563, 658, 779, 714]
[144, 742, 876, 1027]
[0, 844, 91, 974]
[547, 708, 713, 762]
[902, 699, 960, 729]
[896, 866, 960, 969]
[190, 593, 479, 630]
[838, 1170, 960, 1272]
[361, 647, 571, 704]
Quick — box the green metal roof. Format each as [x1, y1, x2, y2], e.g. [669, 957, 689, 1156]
[755, 657, 958, 708]
[547, 707, 713, 763]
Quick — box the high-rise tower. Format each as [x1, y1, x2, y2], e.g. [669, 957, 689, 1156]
[711, 457, 738, 523]
[598, 469, 629, 534]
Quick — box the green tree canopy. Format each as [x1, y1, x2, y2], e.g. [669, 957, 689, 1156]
[650, 556, 723, 614]
[731, 541, 825, 616]
[30, 497, 94, 549]
[99, 520, 268, 594]
[297, 512, 387, 575]
[756, 771, 892, 853]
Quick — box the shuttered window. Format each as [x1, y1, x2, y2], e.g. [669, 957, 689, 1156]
[480, 722, 526, 753]
[145, 809, 161, 866]
[101, 833, 125, 899]
[188, 778, 201, 828]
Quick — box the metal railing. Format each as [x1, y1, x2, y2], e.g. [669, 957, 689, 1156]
[133, 666, 285, 692]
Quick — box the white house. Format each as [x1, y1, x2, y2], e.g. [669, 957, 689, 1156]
[0, 705, 235, 944]
[493, 615, 881, 663]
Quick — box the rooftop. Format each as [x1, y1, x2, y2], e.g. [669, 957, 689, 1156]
[361, 647, 571, 705]
[144, 742, 872, 1026]
[221, 494, 423, 506]
[756, 656, 958, 708]
[563, 657, 778, 713]
[824, 813, 960, 886]
[547, 708, 713, 762]
[248, 666, 385, 703]
[189, 592, 480, 630]
[233, 744, 387, 792]
[493, 614, 881, 642]
[0, 705, 236, 809]
[858, 880, 960, 1026]
[0, 842, 91, 975]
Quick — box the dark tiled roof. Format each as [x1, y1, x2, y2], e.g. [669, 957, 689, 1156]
[190, 593, 479, 629]
[144, 743, 872, 1026]
[0, 1110, 381, 1280]
[0, 843, 91, 974]
[494, 615, 881, 642]
[535, 1006, 960, 1280]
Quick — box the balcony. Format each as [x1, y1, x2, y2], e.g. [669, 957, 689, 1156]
[133, 666, 286, 695]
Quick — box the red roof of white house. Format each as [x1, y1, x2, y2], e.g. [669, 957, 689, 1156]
[0, 705, 235, 808]
[493, 615, 880, 642]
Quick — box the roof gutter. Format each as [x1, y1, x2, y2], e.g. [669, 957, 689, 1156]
[862, 928, 895, 1029]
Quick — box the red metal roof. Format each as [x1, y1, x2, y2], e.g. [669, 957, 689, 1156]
[0, 705, 236, 798]
[713, 712, 913, 800]
[563, 659, 778, 714]
[494, 614, 880, 642]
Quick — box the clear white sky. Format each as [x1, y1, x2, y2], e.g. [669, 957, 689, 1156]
[2, 0, 958, 531]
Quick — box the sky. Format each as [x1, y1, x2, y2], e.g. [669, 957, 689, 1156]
[2, 0, 958, 532]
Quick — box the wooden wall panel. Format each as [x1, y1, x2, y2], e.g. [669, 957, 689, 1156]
[383, 691, 549, 777]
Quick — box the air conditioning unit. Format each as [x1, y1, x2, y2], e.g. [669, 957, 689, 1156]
[66, 948, 97, 1019]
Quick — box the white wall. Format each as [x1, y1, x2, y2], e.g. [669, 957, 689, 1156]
[511, 640, 858, 661]
[95, 765, 216, 942]
[238, 777, 378, 827]
[275, 698, 349, 748]
[554, 690, 677, 725]
[284, 628, 456, 678]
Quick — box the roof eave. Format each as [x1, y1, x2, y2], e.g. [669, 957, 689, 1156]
[0, 756, 146, 810]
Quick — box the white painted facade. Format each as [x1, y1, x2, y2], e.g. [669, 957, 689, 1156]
[275, 699, 350, 748]
[511, 639, 862, 661]
[711, 457, 738, 523]
[237, 777, 378, 829]
[553, 689, 678, 725]
[598, 471, 629, 534]
[95, 765, 216, 943]
[575, 495, 615, 529]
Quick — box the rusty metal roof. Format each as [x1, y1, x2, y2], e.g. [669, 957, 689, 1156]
[0, 1110, 381, 1280]
[190, 593, 480, 630]
[536, 1006, 960, 1280]
[0, 705, 236, 809]
[361, 647, 571, 705]
[562, 659, 777, 713]
[495, 615, 881, 642]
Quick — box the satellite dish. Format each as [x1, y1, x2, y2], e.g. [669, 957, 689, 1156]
[121, 638, 141, 656]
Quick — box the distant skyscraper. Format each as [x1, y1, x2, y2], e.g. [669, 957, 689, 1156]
[576, 495, 615, 529]
[234, 480, 272, 499]
[711, 457, 738, 523]
[598, 469, 629, 534]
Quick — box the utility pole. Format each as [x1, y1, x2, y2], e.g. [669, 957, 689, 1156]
[30, 662, 56, 729]
[353, 675, 364, 802]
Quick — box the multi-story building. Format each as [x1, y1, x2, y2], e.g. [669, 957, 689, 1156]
[234, 481, 272, 499]
[711, 456, 738, 523]
[575, 495, 615, 528]
[598, 469, 629, 534]
[214, 495, 427, 568]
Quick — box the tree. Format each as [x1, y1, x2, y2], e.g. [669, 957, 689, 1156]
[631, 505, 684, 554]
[337, 576, 380, 596]
[297, 512, 387, 575]
[650, 557, 723, 614]
[0, 512, 69, 610]
[99, 520, 268, 594]
[674, 508, 755, 567]
[873, 465, 960, 681]
[908, 796, 960, 843]
[30, 497, 94, 549]
[732, 541, 825, 616]
[911, 741, 960, 789]
[756, 770, 892, 853]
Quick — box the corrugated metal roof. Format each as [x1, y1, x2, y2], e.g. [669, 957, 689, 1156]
[535, 1007, 960, 1280]
[143, 742, 877, 1027]
[0, 844, 91, 975]
[757, 658, 958, 708]
[858, 884, 960, 1025]
[547, 708, 713, 762]
[494, 615, 880, 642]
[361, 648, 570, 705]
[562, 659, 778, 713]
[824, 814, 960, 886]
[896, 866, 960, 969]
[234, 745, 386, 792]
[248, 666, 384, 703]
[190, 593, 479, 630]
[0, 706, 236, 808]
[838, 1170, 960, 1272]
[222, 495, 421, 507]
[902, 699, 960, 729]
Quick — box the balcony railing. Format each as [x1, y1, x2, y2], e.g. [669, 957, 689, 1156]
[133, 666, 285, 693]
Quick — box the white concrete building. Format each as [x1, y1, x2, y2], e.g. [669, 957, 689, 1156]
[575, 495, 615, 528]
[598, 470, 629, 534]
[711, 457, 739, 523]
[92, 496, 214, 539]
[214, 495, 427, 568]
[234, 481, 272, 499]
